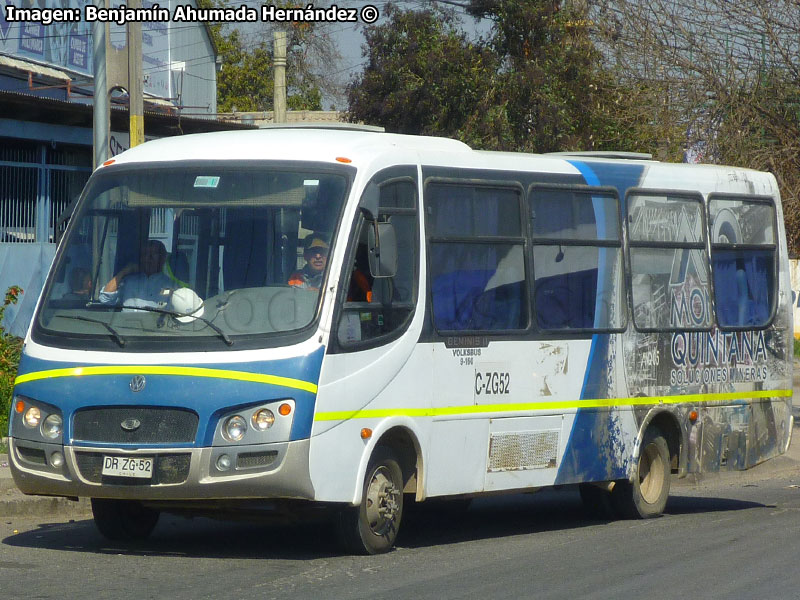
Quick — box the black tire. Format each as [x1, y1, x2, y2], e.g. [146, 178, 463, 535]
[578, 483, 615, 520]
[337, 447, 404, 555]
[611, 429, 671, 519]
[91, 498, 160, 541]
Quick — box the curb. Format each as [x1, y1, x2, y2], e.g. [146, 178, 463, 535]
[0, 451, 92, 518]
[0, 493, 91, 518]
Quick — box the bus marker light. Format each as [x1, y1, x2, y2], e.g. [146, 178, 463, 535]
[15, 399, 25, 413]
[360, 428, 372, 440]
[278, 403, 292, 416]
[335, 157, 352, 163]
[689, 410, 698, 422]
[102, 159, 115, 167]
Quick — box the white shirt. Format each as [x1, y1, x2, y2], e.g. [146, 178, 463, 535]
[99, 272, 174, 309]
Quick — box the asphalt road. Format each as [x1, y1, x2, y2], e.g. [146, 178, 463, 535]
[5, 370, 800, 600]
[3, 452, 800, 600]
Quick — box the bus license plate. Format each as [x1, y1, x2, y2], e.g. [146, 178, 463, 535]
[101, 456, 153, 478]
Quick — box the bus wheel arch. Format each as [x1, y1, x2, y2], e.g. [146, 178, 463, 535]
[373, 426, 422, 498]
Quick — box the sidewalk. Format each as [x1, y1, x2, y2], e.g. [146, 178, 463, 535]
[0, 447, 91, 518]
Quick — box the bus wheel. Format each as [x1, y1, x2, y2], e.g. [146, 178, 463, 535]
[91, 498, 160, 541]
[612, 429, 671, 519]
[337, 447, 404, 555]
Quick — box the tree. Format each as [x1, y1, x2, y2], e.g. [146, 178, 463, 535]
[347, 1, 656, 154]
[201, 0, 337, 112]
[347, 4, 498, 140]
[591, 0, 800, 252]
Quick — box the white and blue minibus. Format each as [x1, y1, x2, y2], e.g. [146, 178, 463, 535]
[8, 127, 793, 553]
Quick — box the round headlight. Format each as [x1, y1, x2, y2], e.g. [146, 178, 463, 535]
[216, 454, 232, 471]
[42, 413, 63, 439]
[252, 409, 275, 431]
[23, 406, 41, 428]
[223, 415, 247, 442]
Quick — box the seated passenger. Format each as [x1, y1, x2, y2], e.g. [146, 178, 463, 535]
[99, 240, 174, 308]
[64, 267, 92, 303]
[289, 235, 329, 291]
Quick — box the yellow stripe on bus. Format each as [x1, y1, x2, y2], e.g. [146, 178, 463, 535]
[14, 366, 318, 394]
[313, 389, 792, 421]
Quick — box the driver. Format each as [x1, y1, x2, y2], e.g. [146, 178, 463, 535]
[288, 235, 329, 291]
[99, 239, 174, 308]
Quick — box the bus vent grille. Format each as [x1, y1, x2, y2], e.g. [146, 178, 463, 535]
[487, 430, 559, 472]
[74, 452, 191, 485]
[73, 407, 198, 444]
[237, 451, 278, 469]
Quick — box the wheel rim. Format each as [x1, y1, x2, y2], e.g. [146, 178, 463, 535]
[638, 442, 665, 504]
[364, 465, 401, 537]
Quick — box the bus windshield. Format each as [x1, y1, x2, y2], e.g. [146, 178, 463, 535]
[34, 162, 350, 350]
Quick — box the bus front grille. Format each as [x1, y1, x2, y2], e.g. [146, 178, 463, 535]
[74, 452, 191, 485]
[73, 407, 199, 444]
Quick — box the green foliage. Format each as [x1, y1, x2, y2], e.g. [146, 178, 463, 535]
[794, 337, 800, 358]
[347, 1, 648, 154]
[347, 5, 498, 139]
[200, 0, 324, 113]
[0, 286, 23, 437]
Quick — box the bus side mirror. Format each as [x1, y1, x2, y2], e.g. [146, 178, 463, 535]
[368, 221, 397, 278]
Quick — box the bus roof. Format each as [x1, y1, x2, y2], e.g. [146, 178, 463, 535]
[106, 128, 776, 194]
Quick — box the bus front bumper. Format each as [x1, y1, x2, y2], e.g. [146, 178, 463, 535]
[8, 437, 315, 501]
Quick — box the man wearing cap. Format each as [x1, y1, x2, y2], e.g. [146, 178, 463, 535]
[288, 235, 329, 291]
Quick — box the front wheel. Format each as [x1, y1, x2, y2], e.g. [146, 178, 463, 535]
[612, 429, 671, 519]
[91, 498, 160, 541]
[337, 447, 404, 555]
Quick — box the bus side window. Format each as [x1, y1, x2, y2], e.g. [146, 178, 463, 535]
[337, 174, 418, 347]
[709, 197, 776, 328]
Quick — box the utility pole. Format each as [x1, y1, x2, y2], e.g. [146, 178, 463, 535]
[273, 30, 287, 124]
[128, 0, 144, 147]
[92, 10, 109, 169]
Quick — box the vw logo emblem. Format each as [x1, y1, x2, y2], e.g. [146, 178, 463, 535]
[129, 375, 146, 393]
[121, 418, 141, 432]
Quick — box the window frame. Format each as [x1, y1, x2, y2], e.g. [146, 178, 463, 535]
[623, 188, 712, 334]
[528, 182, 627, 334]
[330, 166, 421, 354]
[424, 177, 530, 335]
[707, 192, 779, 331]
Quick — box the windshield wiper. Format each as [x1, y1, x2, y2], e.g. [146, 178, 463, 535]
[120, 305, 234, 346]
[54, 314, 127, 347]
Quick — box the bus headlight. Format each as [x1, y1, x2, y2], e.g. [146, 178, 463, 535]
[252, 409, 275, 431]
[23, 406, 42, 428]
[223, 415, 247, 442]
[41, 414, 63, 439]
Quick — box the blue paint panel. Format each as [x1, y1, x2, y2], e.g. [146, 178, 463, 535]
[12, 347, 325, 446]
[555, 160, 645, 484]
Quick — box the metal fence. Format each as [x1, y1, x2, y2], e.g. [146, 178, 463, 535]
[0, 138, 92, 244]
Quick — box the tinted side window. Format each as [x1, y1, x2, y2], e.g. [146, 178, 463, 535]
[427, 183, 527, 332]
[530, 186, 624, 331]
[627, 192, 710, 331]
[709, 196, 776, 328]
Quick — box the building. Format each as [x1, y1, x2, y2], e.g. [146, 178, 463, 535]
[0, 0, 249, 335]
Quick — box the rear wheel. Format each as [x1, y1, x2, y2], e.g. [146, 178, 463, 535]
[337, 447, 404, 555]
[611, 429, 671, 519]
[91, 498, 160, 541]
